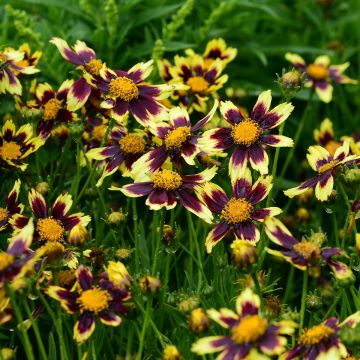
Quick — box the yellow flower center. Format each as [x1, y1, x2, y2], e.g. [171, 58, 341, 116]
[231, 315, 268, 344]
[221, 198, 253, 224]
[0, 253, 14, 272]
[186, 76, 209, 93]
[0, 141, 22, 160]
[119, 134, 146, 155]
[43, 98, 62, 121]
[231, 120, 262, 146]
[293, 241, 321, 259]
[164, 126, 190, 149]
[108, 77, 139, 101]
[77, 287, 111, 314]
[92, 124, 107, 142]
[152, 169, 183, 191]
[299, 324, 335, 345]
[0, 208, 9, 222]
[37, 217, 65, 242]
[307, 64, 329, 80]
[318, 159, 339, 174]
[84, 58, 103, 76]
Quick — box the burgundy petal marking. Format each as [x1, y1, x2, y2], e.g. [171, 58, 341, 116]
[77, 266, 93, 290]
[147, 189, 168, 207]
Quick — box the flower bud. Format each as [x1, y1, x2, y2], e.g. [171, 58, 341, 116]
[339, 323, 360, 348]
[189, 308, 210, 333]
[163, 345, 181, 360]
[67, 224, 89, 245]
[295, 207, 310, 222]
[231, 240, 258, 270]
[105, 261, 131, 288]
[35, 182, 49, 195]
[108, 211, 126, 224]
[337, 272, 356, 288]
[1, 348, 14, 360]
[139, 275, 161, 293]
[162, 224, 176, 244]
[115, 248, 132, 260]
[177, 296, 200, 313]
[305, 293, 322, 310]
[264, 294, 281, 318]
[277, 69, 304, 101]
[344, 169, 360, 184]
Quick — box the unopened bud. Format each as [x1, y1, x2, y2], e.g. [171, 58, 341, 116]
[189, 308, 210, 333]
[295, 207, 310, 222]
[139, 275, 161, 293]
[231, 240, 257, 269]
[306, 293, 322, 310]
[162, 224, 176, 244]
[35, 182, 49, 195]
[178, 296, 200, 313]
[115, 248, 132, 260]
[67, 225, 89, 245]
[264, 294, 281, 318]
[163, 345, 181, 360]
[108, 211, 126, 224]
[344, 169, 360, 184]
[277, 69, 304, 101]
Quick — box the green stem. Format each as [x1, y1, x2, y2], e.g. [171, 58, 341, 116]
[22, 299, 48, 360]
[152, 209, 164, 275]
[5, 285, 35, 360]
[282, 266, 295, 305]
[136, 299, 152, 360]
[350, 287, 360, 309]
[251, 272, 264, 313]
[299, 270, 308, 333]
[278, 90, 315, 192]
[132, 199, 140, 273]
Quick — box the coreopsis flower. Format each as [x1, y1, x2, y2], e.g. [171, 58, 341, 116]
[284, 142, 360, 201]
[11, 190, 90, 244]
[191, 288, 296, 359]
[0, 119, 44, 171]
[46, 265, 130, 343]
[11, 43, 42, 72]
[130, 101, 218, 175]
[34, 80, 78, 139]
[82, 116, 110, 150]
[0, 219, 35, 288]
[159, 54, 228, 113]
[0, 288, 12, 325]
[103, 261, 131, 289]
[93, 60, 173, 125]
[265, 217, 353, 279]
[285, 53, 357, 103]
[0, 180, 23, 232]
[185, 38, 237, 69]
[199, 91, 294, 177]
[86, 126, 148, 186]
[314, 118, 335, 147]
[110, 167, 217, 223]
[189, 308, 210, 333]
[163, 345, 181, 360]
[284, 312, 360, 359]
[0, 47, 39, 95]
[139, 275, 161, 293]
[195, 169, 281, 253]
[50, 37, 104, 111]
[231, 239, 258, 269]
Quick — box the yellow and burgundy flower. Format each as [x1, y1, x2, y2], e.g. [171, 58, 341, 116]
[110, 167, 217, 223]
[82, 116, 110, 150]
[160, 54, 228, 113]
[130, 101, 218, 175]
[0, 180, 23, 232]
[200, 91, 294, 177]
[11, 190, 90, 244]
[0, 219, 35, 287]
[50, 37, 104, 111]
[191, 288, 296, 359]
[195, 169, 281, 253]
[285, 53, 357, 103]
[35, 80, 78, 139]
[284, 312, 360, 359]
[46, 265, 130, 343]
[95, 61, 172, 125]
[0, 119, 44, 171]
[284, 142, 360, 201]
[7, 43, 42, 77]
[86, 126, 147, 186]
[265, 217, 353, 279]
[0, 47, 39, 96]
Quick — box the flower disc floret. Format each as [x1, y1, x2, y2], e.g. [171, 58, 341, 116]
[37, 217, 65, 242]
[221, 198, 253, 224]
[152, 170, 183, 191]
[0, 253, 14, 272]
[231, 120, 262, 146]
[0, 208, 9, 222]
[119, 134, 146, 155]
[77, 287, 111, 314]
[307, 64, 329, 80]
[299, 324, 334, 345]
[293, 241, 321, 260]
[84, 58, 103, 76]
[43, 98, 62, 121]
[318, 159, 339, 173]
[186, 76, 209, 93]
[231, 315, 268, 344]
[164, 126, 191, 149]
[108, 77, 139, 101]
[0, 141, 22, 160]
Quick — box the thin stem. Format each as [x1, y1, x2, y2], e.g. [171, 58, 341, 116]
[6, 285, 35, 360]
[152, 209, 164, 275]
[136, 299, 152, 360]
[299, 270, 308, 333]
[22, 299, 48, 360]
[132, 199, 140, 273]
[282, 266, 295, 305]
[251, 272, 264, 313]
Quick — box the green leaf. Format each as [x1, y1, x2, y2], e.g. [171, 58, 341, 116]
[132, 3, 182, 26]
[48, 332, 57, 360]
